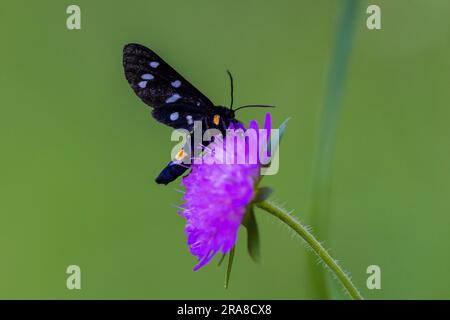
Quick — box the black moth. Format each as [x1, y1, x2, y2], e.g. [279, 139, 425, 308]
[123, 43, 273, 185]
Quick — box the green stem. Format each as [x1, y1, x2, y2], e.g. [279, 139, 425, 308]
[311, 0, 359, 239]
[256, 200, 363, 300]
[310, 0, 360, 298]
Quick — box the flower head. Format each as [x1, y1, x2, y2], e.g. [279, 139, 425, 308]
[180, 113, 272, 270]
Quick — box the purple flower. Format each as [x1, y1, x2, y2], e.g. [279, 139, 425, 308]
[179, 113, 272, 270]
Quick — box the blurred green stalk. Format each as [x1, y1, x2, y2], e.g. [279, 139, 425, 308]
[308, 0, 359, 299]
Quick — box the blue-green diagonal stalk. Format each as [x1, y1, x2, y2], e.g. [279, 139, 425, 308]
[309, 0, 359, 299]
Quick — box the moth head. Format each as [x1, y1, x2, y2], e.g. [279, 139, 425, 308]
[223, 107, 236, 120]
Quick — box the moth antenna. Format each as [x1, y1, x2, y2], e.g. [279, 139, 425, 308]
[233, 105, 276, 112]
[227, 70, 234, 110]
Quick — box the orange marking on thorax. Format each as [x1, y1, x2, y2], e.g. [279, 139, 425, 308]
[213, 114, 220, 126]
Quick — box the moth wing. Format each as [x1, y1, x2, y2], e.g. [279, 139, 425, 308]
[151, 103, 207, 131]
[123, 43, 214, 110]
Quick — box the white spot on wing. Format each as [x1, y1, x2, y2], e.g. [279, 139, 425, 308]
[150, 61, 160, 68]
[165, 94, 181, 104]
[186, 115, 193, 125]
[170, 112, 179, 121]
[171, 80, 181, 88]
[138, 81, 147, 88]
[141, 73, 154, 80]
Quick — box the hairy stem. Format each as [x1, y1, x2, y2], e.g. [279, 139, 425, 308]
[256, 200, 363, 300]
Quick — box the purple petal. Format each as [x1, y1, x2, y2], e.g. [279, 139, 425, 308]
[178, 114, 270, 270]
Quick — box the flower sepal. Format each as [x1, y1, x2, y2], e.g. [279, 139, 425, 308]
[242, 205, 260, 263]
[251, 186, 273, 204]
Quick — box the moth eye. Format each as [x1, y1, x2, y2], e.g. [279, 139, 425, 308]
[149, 61, 160, 68]
[166, 94, 181, 104]
[213, 114, 220, 125]
[170, 112, 179, 121]
[141, 73, 154, 80]
[171, 80, 181, 88]
[186, 115, 193, 125]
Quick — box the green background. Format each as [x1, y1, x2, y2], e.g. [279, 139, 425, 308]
[1, 0, 449, 299]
